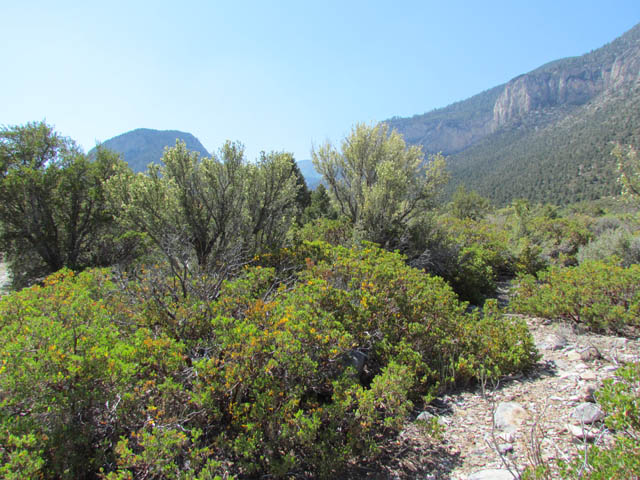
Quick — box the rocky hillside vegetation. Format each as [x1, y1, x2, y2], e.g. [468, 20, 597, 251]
[387, 23, 640, 205]
[1, 122, 638, 478]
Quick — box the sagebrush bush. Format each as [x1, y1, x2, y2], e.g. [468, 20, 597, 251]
[591, 215, 623, 235]
[577, 227, 640, 266]
[511, 260, 640, 333]
[497, 202, 592, 273]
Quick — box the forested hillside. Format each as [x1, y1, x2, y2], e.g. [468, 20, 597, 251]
[387, 23, 640, 205]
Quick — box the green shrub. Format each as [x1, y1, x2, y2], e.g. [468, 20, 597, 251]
[104, 428, 226, 480]
[294, 216, 353, 246]
[0, 269, 188, 479]
[497, 202, 593, 273]
[513, 237, 548, 275]
[412, 216, 514, 304]
[0, 243, 540, 478]
[511, 261, 640, 333]
[464, 300, 540, 379]
[0, 432, 45, 480]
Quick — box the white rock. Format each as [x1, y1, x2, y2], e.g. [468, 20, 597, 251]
[566, 423, 597, 441]
[494, 402, 529, 431]
[468, 469, 515, 480]
[567, 351, 582, 361]
[499, 431, 516, 443]
[580, 370, 597, 381]
[541, 333, 568, 350]
[613, 337, 628, 347]
[580, 347, 600, 362]
[416, 411, 435, 422]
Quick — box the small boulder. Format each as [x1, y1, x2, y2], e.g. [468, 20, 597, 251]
[499, 431, 516, 443]
[416, 411, 434, 422]
[572, 402, 605, 424]
[494, 402, 529, 431]
[567, 350, 582, 361]
[566, 424, 597, 441]
[342, 349, 367, 375]
[468, 469, 514, 480]
[541, 333, 568, 351]
[578, 382, 597, 402]
[580, 347, 601, 362]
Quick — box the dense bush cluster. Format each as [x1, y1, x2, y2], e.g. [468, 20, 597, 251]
[511, 260, 640, 333]
[0, 243, 539, 478]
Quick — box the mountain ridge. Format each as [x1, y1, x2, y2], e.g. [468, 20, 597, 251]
[386, 22, 640, 205]
[90, 128, 210, 173]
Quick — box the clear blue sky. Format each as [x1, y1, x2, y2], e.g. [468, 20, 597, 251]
[2, 1, 639, 162]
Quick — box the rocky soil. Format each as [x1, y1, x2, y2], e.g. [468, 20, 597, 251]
[344, 285, 639, 479]
[432, 315, 639, 479]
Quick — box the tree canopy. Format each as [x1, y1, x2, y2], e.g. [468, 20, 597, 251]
[107, 140, 300, 297]
[0, 122, 132, 287]
[312, 122, 448, 247]
[616, 143, 640, 199]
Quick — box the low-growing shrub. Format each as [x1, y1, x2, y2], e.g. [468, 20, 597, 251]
[409, 216, 514, 304]
[0, 243, 540, 478]
[0, 269, 189, 479]
[511, 260, 640, 334]
[187, 242, 539, 475]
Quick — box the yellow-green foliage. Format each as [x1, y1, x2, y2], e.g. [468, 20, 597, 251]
[511, 260, 640, 333]
[0, 269, 213, 479]
[435, 216, 514, 303]
[0, 243, 539, 478]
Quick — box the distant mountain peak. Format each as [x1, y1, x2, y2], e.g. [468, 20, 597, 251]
[91, 128, 209, 172]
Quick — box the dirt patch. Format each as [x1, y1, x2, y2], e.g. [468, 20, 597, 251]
[357, 316, 639, 479]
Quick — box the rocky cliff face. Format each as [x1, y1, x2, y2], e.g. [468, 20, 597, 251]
[491, 33, 640, 129]
[386, 23, 640, 205]
[389, 23, 640, 155]
[491, 69, 605, 128]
